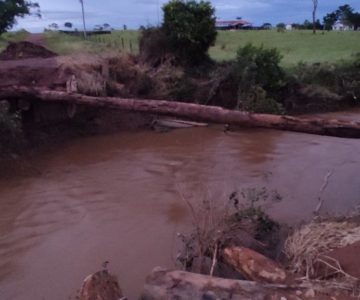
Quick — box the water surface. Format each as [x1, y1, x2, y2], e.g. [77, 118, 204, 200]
[1, 111, 360, 299]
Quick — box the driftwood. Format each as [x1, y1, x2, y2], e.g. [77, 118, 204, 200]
[2, 86, 360, 138]
[140, 267, 352, 300]
[154, 118, 208, 129]
[223, 247, 287, 284]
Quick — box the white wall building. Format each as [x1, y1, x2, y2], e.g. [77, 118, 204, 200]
[332, 21, 353, 31]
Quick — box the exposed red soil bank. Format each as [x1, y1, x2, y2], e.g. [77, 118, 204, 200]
[0, 41, 57, 60]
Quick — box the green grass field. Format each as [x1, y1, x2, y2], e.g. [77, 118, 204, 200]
[2, 29, 359, 67]
[210, 30, 360, 66]
[45, 30, 360, 67]
[44, 31, 139, 55]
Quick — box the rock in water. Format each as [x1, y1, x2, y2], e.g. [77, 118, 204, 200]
[223, 247, 287, 283]
[78, 270, 123, 300]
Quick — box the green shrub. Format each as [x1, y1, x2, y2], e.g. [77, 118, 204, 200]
[293, 61, 360, 108]
[169, 76, 197, 101]
[162, 0, 217, 64]
[140, 0, 217, 66]
[240, 86, 285, 114]
[235, 44, 284, 92]
[276, 23, 286, 32]
[295, 62, 338, 87]
[207, 43, 285, 114]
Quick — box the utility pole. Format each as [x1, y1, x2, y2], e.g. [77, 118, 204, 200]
[79, 0, 87, 38]
[157, 0, 160, 26]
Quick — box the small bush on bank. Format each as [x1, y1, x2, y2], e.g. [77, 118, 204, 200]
[206, 44, 285, 114]
[235, 44, 284, 92]
[176, 188, 283, 275]
[139, 27, 173, 67]
[295, 63, 338, 89]
[240, 86, 285, 114]
[169, 76, 197, 101]
[286, 60, 360, 112]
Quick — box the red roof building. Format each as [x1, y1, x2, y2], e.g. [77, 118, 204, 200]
[216, 20, 252, 30]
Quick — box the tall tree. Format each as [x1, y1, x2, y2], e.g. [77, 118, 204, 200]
[64, 22, 73, 29]
[337, 4, 354, 25]
[324, 4, 360, 30]
[323, 12, 337, 30]
[0, 0, 40, 35]
[337, 4, 360, 29]
[312, 0, 318, 34]
[349, 12, 360, 30]
[48, 23, 59, 30]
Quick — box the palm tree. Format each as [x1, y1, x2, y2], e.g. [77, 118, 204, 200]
[79, 0, 87, 38]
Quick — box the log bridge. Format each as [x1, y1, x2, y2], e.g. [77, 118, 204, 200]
[1, 85, 360, 138]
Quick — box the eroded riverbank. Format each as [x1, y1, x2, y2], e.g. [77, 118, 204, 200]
[1, 110, 360, 299]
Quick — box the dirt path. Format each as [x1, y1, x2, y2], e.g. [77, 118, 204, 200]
[25, 33, 45, 46]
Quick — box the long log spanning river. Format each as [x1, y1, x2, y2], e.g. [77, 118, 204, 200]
[1, 110, 360, 299]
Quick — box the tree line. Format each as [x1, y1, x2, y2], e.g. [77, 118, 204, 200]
[278, 4, 360, 32]
[323, 4, 360, 30]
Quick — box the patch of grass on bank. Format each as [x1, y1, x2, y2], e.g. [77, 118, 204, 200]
[89, 30, 139, 53]
[0, 30, 29, 52]
[44, 31, 139, 55]
[210, 30, 360, 67]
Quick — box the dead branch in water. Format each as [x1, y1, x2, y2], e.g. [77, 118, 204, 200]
[314, 170, 334, 216]
[209, 242, 218, 276]
[317, 255, 358, 281]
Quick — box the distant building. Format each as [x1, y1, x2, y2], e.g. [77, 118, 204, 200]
[261, 23, 272, 30]
[332, 21, 353, 31]
[216, 20, 252, 30]
[286, 24, 293, 31]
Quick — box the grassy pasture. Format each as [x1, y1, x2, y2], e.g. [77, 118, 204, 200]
[3, 29, 359, 67]
[44, 31, 139, 55]
[210, 30, 360, 66]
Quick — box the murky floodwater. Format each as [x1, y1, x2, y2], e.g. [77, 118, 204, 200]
[1, 111, 360, 299]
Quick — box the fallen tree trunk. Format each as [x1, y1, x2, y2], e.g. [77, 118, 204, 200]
[2, 86, 360, 138]
[141, 267, 352, 299]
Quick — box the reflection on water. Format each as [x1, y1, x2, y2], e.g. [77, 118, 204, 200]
[1, 112, 360, 299]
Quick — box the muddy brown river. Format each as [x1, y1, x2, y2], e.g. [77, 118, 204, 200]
[1, 110, 360, 299]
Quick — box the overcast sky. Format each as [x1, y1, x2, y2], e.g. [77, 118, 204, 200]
[14, 0, 360, 32]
